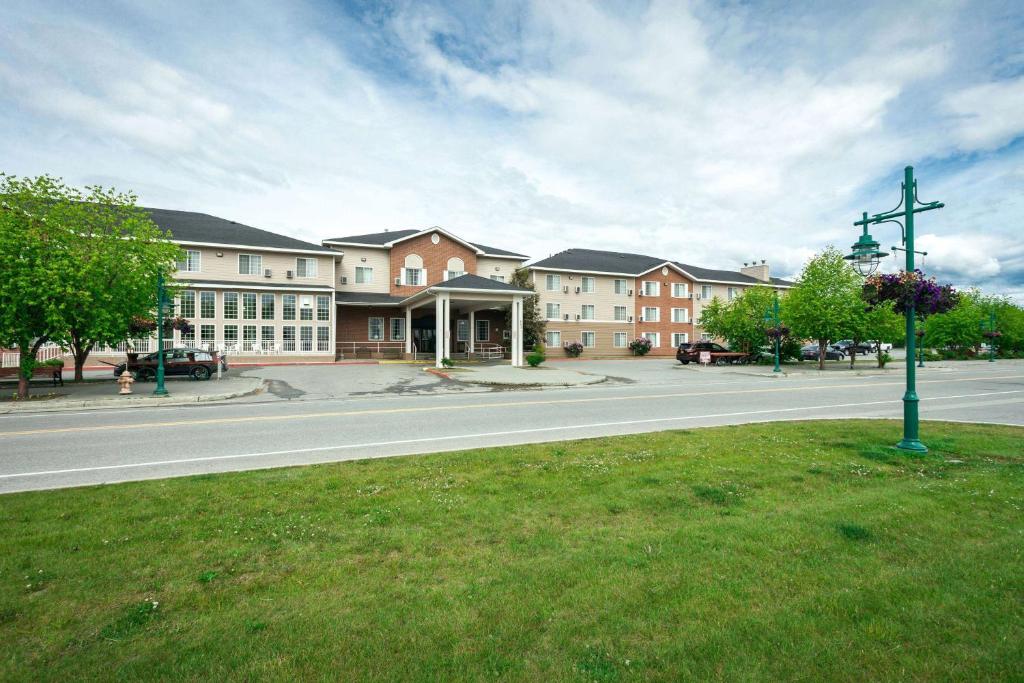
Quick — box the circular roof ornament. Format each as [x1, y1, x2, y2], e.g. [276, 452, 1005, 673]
[431, 233, 440, 245]
[661, 266, 669, 275]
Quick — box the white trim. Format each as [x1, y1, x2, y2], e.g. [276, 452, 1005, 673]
[386, 227, 483, 254]
[580, 330, 596, 348]
[172, 239, 336, 256]
[174, 281, 333, 292]
[636, 261, 689, 278]
[529, 266, 640, 278]
[527, 264, 791, 288]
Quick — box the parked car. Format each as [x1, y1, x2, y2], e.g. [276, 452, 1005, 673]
[114, 348, 227, 381]
[832, 339, 874, 356]
[800, 344, 845, 361]
[677, 341, 750, 365]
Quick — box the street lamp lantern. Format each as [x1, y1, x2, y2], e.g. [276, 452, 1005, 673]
[844, 222, 889, 276]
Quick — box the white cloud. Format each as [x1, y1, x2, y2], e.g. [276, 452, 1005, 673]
[944, 77, 1024, 151]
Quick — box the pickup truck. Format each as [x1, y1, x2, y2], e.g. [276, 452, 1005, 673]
[676, 342, 750, 365]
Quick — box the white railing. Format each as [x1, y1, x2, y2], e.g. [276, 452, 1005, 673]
[2, 343, 70, 368]
[337, 341, 405, 357]
[475, 343, 506, 360]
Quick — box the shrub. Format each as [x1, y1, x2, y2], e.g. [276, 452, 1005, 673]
[563, 341, 583, 358]
[441, 357, 454, 368]
[628, 337, 652, 356]
[41, 357, 66, 368]
[526, 352, 545, 367]
[878, 352, 892, 368]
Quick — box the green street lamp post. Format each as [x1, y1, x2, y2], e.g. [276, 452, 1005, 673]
[154, 272, 169, 397]
[763, 291, 782, 373]
[917, 326, 925, 368]
[845, 166, 943, 453]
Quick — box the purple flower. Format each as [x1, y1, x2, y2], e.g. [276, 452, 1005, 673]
[863, 269, 958, 317]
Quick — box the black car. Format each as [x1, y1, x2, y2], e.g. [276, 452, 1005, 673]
[832, 340, 873, 356]
[800, 344, 844, 361]
[114, 348, 227, 381]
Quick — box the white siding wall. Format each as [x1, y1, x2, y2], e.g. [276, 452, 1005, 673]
[335, 246, 391, 293]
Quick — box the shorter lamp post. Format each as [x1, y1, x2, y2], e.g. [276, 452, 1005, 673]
[981, 310, 997, 362]
[763, 291, 782, 373]
[917, 327, 925, 368]
[154, 272, 169, 397]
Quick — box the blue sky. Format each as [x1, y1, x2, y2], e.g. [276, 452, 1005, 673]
[2, 0, 1022, 298]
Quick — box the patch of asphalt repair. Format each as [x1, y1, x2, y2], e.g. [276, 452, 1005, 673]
[264, 379, 305, 400]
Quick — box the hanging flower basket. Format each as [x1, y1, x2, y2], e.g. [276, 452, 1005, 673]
[863, 269, 958, 316]
[628, 337, 652, 356]
[563, 341, 584, 358]
[982, 330, 1002, 339]
[764, 325, 790, 340]
[128, 316, 157, 337]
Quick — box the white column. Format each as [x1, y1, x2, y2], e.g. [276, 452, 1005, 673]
[404, 306, 412, 356]
[434, 295, 444, 368]
[443, 295, 452, 359]
[512, 295, 523, 367]
[468, 310, 475, 355]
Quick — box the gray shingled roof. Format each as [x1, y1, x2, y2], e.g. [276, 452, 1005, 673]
[675, 263, 792, 286]
[335, 292, 406, 306]
[529, 248, 666, 274]
[433, 273, 532, 292]
[146, 207, 335, 253]
[323, 228, 528, 258]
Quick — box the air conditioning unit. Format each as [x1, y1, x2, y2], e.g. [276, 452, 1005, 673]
[340, 276, 347, 284]
[395, 277, 401, 285]
[286, 270, 294, 279]
[638, 291, 644, 297]
[628, 315, 633, 323]
[695, 293, 702, 300]
[575, 314, 581, 320]
[628, 289, 634, 296]
[264, 269, 272, 278]
[563, 285, 569, 293]
[639, 316, 645, 322]
[563, 314, 569, 321]
[575, 286, 581, 294]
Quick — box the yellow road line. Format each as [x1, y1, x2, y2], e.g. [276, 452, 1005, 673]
[2, 373, 1022, 438]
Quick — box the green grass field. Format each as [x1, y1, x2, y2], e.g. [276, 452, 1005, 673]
[2, 420, 1022, 681]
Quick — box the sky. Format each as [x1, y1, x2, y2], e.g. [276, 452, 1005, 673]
[1, 0, 1022, 299]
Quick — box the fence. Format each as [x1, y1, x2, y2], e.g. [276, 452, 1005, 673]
[1, 343, 70, 368]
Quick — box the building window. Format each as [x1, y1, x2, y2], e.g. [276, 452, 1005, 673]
[368, 317, 384, 341]
[403, 254, 425, 286]
[355, 266, 373, 284]
[282, 294, 296, 320]
[701, 285, 713, 299]
[261, 293, 275, 320]
[296, 257, 318, 278]
[614, 305, 628, 321]
[727, 287, 740, 301]
[701, 332, 712, 341]
[223, 292, 238, 319]
[179, 290, 195, 318]
[300, 326, 313, 352]
[581, 276, 595, 293]
[643, 306, 659, 322]
[545, 331, 561, 347]
[177, 249, 201, 273]
[316, 295, 330, 321]
[546, 303, 561, 319]
[613, 332, 627, 348]
[200, 291, 215, 318]
[475, 319, 490, 342]
[261, 326, 275, 348]
[180, 325, 195, 344]
[581, 331, 596, 348]
[390, 318, 406, 342]
[643, 332, 660, 348]
[243, 325, 257, 350]
[317, 326, 331, 351]
[613, 279, 627, 295]
[545, 274, 561, 291]
[490, 275, 505, 282]
[672, 307, 689, 323]
[238, 253, 262, 275]
[404, 268, 423, 286]
[581, 304, 595, 320]
[242, 292, 256, 319]
[224, 325, 238, 346]
[642, 281, 659, 296]
[299, 295, 313, 320]
[446, 257, 465, 280]
[456, 319, 469, 342]
[672, 332, 689, 347]
[200, 324, 216, 347]
[283, 326, 296, 351]
[672, 283, 689, 298]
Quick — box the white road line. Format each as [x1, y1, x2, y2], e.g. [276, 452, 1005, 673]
[1, 389, 1019, 481]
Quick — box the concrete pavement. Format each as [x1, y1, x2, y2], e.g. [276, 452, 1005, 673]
[0, 359, 1021, 493]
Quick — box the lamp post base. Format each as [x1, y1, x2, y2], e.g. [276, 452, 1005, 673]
[153, 388, 168, 397]
[895, 438, 928, 453]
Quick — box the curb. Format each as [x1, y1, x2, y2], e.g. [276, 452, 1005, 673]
[0, 381, 265, 414]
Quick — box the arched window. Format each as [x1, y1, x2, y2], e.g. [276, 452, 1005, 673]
[446, 257, 465, 280]
[402, 253, 425, 286]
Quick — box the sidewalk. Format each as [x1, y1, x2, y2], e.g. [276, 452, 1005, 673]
[0, 376, 264, 413]
[675, 359, 963, 378]
[427, 364, 607, 387]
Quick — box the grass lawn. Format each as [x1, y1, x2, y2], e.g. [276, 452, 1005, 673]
[1, 420, 1022, 681]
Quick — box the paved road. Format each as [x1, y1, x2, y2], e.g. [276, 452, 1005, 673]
[1, 360, 1021, 493]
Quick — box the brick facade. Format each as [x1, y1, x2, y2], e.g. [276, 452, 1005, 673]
[634, 266, 695, 356]
[389, 231, 478, 296]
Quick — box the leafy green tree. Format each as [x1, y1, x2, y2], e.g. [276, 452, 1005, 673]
[697, 285, 779, 354]
[505, 268, 546, 348]
[854, 302, 905, 368]
[923, 290, 985, 355]
[782, 247, 863, 369]
[0, 173, 177, 396]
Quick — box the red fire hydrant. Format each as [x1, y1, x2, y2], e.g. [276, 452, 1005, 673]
[117, 371, 135, 395]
